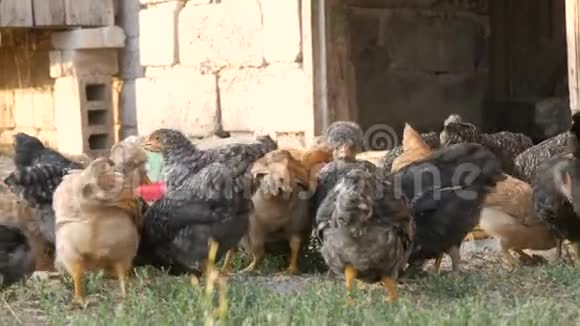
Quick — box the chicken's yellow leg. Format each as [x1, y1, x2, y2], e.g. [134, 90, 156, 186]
[114, 263, 130, 298]
[381, 276, 399, 302]
[221, 249, 234, 275]
[344, 264, 357, 291]
[70, 261, 86, 307]
[500, 245, 519, 269]
[276, 235, 302, 276]
[432, 256, 443, 274]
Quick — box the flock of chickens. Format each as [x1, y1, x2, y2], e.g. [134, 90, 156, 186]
[1, 111, 580, 305]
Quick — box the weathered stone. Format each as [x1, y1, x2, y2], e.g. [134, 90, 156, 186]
[64, 0, 115, 26]
[37, 129, 57, 148]
[219, 64, 308, 133]
[12, 90, 35, 128]
[135, 67, 219, 137]
[382, 11, 486, 73]
[260, 0, 302, 63]
[49, 49, 119, 77]
[0, 91, 15, 129]
[119, 37, 144, 79]
[0, 0, 33, 27]
[51, 26, 126, 49]
[179, 1, 264, 69]
[120, 80, 137, 127]
[139, 1, 182, 66]
[53, 77, 85, 155]
[32, 90, 55, 129]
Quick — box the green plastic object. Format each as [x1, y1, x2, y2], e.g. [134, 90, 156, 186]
[145, 151, 165, 182]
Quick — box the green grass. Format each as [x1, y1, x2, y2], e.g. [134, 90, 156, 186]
[3, 253, 580, 326]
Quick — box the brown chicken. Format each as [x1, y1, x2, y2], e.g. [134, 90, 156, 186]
[241, 150, 311, 274]
[391, 123, 433, 173]
[479, 174, 558, 268]
[53, 158, 140, 306]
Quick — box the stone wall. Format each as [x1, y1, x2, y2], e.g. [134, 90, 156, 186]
[347, 0, 490, 135]
[118, 0, 312, 145]
[0, 30, 57, 151]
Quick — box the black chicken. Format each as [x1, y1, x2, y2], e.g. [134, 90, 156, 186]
[394, 143, 503, 273]
[0, 224, 35, 289]
[380, 131, 441, 171]
[439, 114, 533, 175]
[316, 168, 414, 302]
[3, 134, 83, 246]
[532, 112, 580, 259]
[135, 129, 277, 275]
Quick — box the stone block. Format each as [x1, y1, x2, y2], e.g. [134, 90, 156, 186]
[219, 64, 307, 133]
[13, 90, 35, 128]
[0, 0, 33, 27]
[382, 11, 486, 73]
[139, 1, 182, 66]
[53, 77, 85, 155]
[120, 37, 144, 79]
[51, 26, 126, 49]
[0, 91, 15, 128]
[64, 0, 115, 26]
[120, 80, 137, 127]
[32, 90, 55, 129]
[49, 49, 119, 77]
[135, 67, 219, 137]
[260, 0, 302, 63]
[179, 1, 263, 69]
[37, 129, 57, 148]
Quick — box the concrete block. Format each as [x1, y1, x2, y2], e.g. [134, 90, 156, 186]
[51, 26, 126, 49]
[260, 0, 302, 63]
[382, 11, 486, 73]
[32, 90, 55, 129]
[13, 90, 35, 128]
[139, 1, 182, 66]
[0, 91, 15, 128]
[120, 37, 144, 79]
[118, 0, 140, 38]
[179, 0, 264, 69]
[219, 64, 307, 133]
[136, 67, 219, 137]
[120, 80, 137, 127]
[49, 49, 119, 78]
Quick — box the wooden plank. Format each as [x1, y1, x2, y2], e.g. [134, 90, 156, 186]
[0, 0, 33, 27]
[566, 0, 580, 112]
[64, 0, 114, 26]
[33, 0, 65, 26]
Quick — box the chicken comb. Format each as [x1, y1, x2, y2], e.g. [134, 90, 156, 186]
[402, 123, 430, 153]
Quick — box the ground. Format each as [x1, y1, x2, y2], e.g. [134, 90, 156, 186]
[1, 151, 580, 325]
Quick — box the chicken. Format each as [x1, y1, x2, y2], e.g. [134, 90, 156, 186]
[391, 123, 433, 173]
[12, 132, 83, 171]
[53, 157, 139, 306]
[394, 143, 503, 273]
[480, 174, 557, 267]
[532, 112, 580, 261]
[439, 114, 533, 174]
[241, 149, 311, 274]
[281, 135, 333, 190]
[512, 132, 570, 183]
[0, 224, 35, 289]
[136, 129, 275, 277]
[316, 167, 414, 302]
[380, 131, 440, 172]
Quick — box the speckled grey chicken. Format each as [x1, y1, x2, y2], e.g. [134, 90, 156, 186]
[135, 129, 276, 276]
[513, 132, 570, 183]
[440, 114, 533, 174]
[394, 143, 503, 273]
[316, 167, 414, 302]
[0, 224, 35, 289]
[381, 131, 441, 171]
[532, 112, 580, 259]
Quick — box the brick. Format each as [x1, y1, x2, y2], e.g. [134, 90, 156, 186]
[119, 37, 144, 79]
[139, 1, 182, 66]
[179, 1, 264, 70]
[0, 91, 15, 128]
[260, 0, 302, 63]
[49, 49, 119, 78]
[120, 80, 137, 127]
[381, 11, 486, 73]
[135, 67, 219, 137]
[13, 90, 35, 127]
[219, 64, 308, 133]
[32, 90, 55, 129]
[51, 26, 126, 49]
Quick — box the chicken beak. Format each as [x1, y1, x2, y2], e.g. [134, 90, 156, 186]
[142, 139, 161, 152]
[335, 144, 354, 160]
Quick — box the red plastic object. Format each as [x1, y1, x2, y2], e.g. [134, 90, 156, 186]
[136, 182, 166, 201]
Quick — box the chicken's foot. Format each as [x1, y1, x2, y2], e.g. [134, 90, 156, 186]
[114, 262, 130, 298]
[69, 261, 87, 308]
[344, 264, 357, 291]
[277, 235, 301, 276]
[432, 256, 443, 274]
[448, 246, 461, 274]
[221, 249, 234, 275]
[381, 276, 399, 302]
[500, 245, 519, 270]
